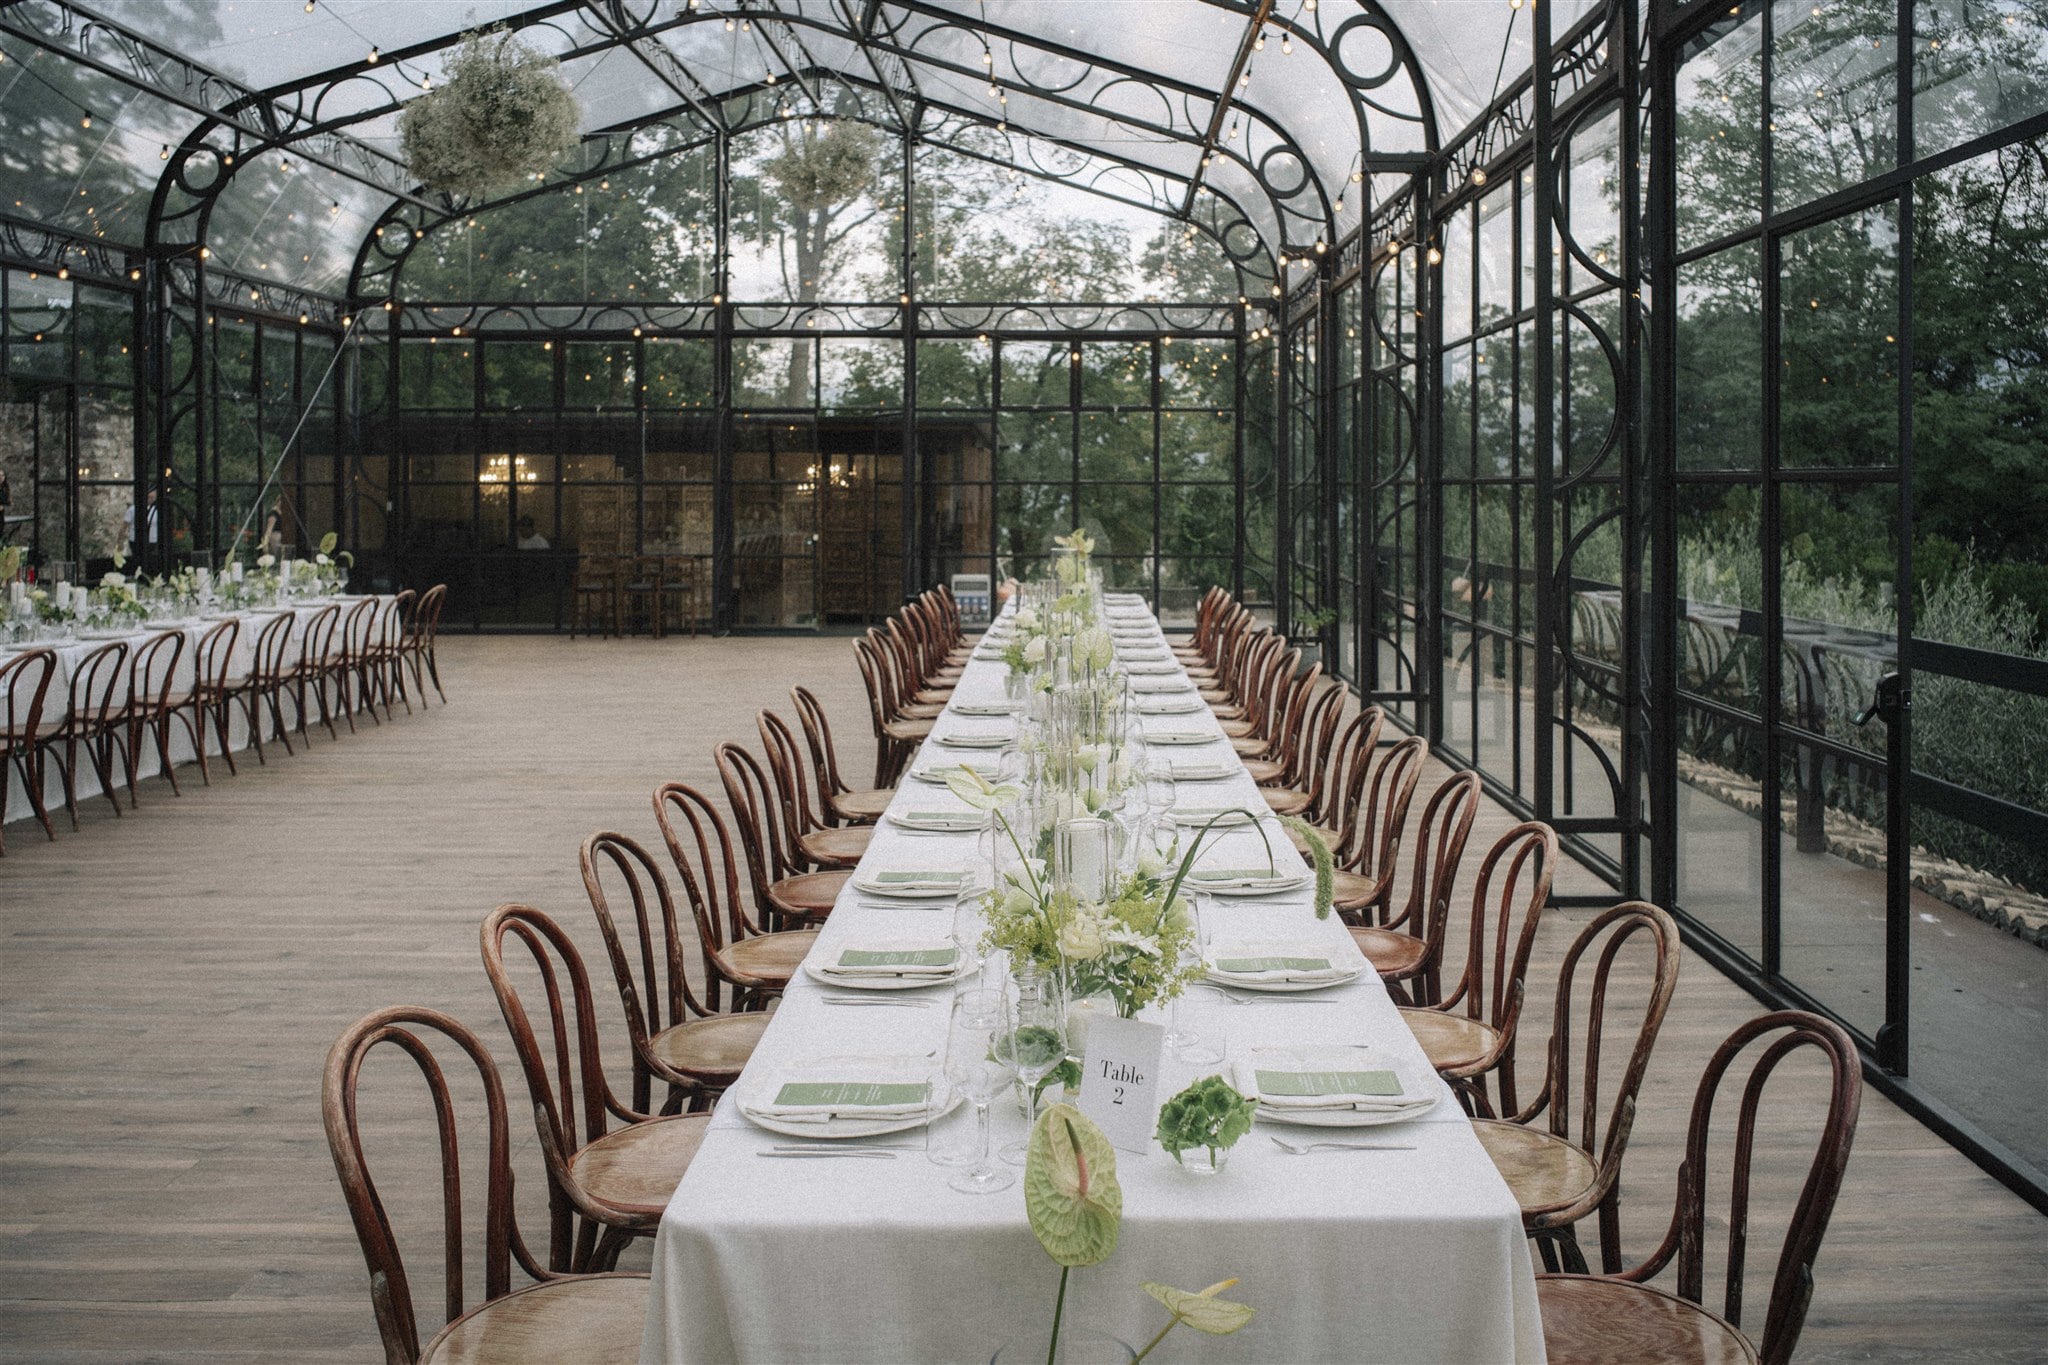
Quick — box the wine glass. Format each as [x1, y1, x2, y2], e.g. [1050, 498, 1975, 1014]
[999, 969, 1070, 1165]
[943, 988, 1016, 1194]
[1164, 895, 1222, 1065]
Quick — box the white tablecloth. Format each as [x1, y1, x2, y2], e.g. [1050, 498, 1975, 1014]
[642, 598, 1546, 1364]
[2, 596, 395, 826]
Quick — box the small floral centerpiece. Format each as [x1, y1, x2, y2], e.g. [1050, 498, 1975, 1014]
[399, 29, 582, 198]
[1021, 1103, 1256, 1363]
[1155, 1075, 1257, 1173]
[1001, 606, 1047, 675]
[951, 769, 1332, 1023]
[97, 569, 148, 622]
[0, 546, 22, 583]
[316, 532, 354, 594]
[1051, 526, 1096, 587]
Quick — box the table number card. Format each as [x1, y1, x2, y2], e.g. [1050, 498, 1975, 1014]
[1076, 1014, 1165, 1153]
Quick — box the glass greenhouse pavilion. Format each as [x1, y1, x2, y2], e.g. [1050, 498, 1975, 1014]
[1, 0, 2045, 1345]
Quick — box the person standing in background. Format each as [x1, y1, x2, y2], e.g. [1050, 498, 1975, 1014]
[124, 486, 160, 563]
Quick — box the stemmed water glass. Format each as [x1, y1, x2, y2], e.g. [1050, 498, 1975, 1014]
[943, 988, 1016, 1194]
[1163, 895, 1223, 1064]
[999, 967, 1070, 1165]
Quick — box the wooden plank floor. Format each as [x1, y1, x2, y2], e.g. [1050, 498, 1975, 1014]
[1, 634, 2043, 1362]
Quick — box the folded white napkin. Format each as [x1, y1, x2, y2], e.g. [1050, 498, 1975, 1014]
[1233, 1047, 1435, 1116]
[935, 731, 1012, 749]
[888, 810, 987, 833]
[912, 762, 1000, 783]
[1130, 678, 1194, 694]
[1136, 696, 1204, 715]
[817, 940, 962, 980]
[1167, 760, 1236, 781]
[1125, 661, 1181, 675]
[854, 870, 973, 895]
[1142, 728, 1218, 745]
[744, 1059, 940, 1123]
[1206, 940, 1355, 986]
[951, 701, 1019, 717]
[1186, 866, 1310, 891]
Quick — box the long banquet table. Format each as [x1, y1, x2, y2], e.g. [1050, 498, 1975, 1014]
[2, 596, 396, 827]
[642, 596, 1545, 1363]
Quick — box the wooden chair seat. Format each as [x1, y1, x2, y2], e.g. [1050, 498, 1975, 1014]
[932, 666, 965, 682]
[1198, 687, 1230, 704]
[797, 825, 873, 868]
[767, 871, 851, 921]
[1473, 1119, 1599, 1215]
[1218, 716, 1255, 736]
[648, 1011, 771, 1084]
[912, 687, 954, 706]
[1400, 1006, 1502, 1072]
[421, 1274, 649, 1365]
[569, 1113, 710, 1220]
[829, 786, 895, 823]
[901, 701, 946, 720]
[1286, 821, 1342, 856]
[1350, 925, 1427, 975]
[722, 928, 822, 986]
[882, 717, 934, 742]
[1330, 868, 1385, 910]
[1232, 735, 1269, 757]
[1534, 1275, 1758, 1365]
[1261, 786, 1311, 817]
[1241, 756, 1283, 782]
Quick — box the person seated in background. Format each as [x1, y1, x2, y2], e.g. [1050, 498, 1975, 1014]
[516, 515, 551, 551]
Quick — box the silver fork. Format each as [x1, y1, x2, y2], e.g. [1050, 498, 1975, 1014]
[1268, 1136, 1417, 1155]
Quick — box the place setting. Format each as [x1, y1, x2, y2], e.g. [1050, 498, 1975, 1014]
[1233, 1045, 1440, 1131]
[734, 1055, 961, 1143]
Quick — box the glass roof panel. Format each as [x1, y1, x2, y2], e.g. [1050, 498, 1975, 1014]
[204, 155, 388, 295]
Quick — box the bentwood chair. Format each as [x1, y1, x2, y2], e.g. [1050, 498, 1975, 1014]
[652, 780, 821, 1011]
[714, 740, 851, 927]
[285, 603, 344, 743]
[790, 684, 894, 824]
[875, 622, 948, 713]
[1328, 733, 1431, 923]
[405, 583, 449, 703]
[1535, 1010, 1862, 1365]
[235, 611, 299, 761]
[1236, 654, 1312, 775]
[1, 648, 59, 852]
[1399, 819, 1558, 1116]
[371, 589, 416, 717]
[165, 617, 239, 782]
[580, 831, 768, 1116]
[480, 904, 709, 1274]
[333, 597, 383, 730]
[115, 628, 186, 804]
[853, 636, 930, 787]
[1348, 767, 1481, 1003]
[758, 709, 871, 869]
[323, 1004, 649, 1364]
[1475, 901, 1681, 1274]
[35, 639, 129, 828]
[1256, 679, 1346, 817]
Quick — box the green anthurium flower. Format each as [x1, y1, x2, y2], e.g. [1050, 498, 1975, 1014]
[1140, 1280, 1257, 1337]
[945, 765, 1020, 811]
[1024, 1103, 1121, 1268]
[318, 531, 339, 556]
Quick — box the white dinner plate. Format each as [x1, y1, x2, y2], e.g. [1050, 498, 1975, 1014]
[852, 873, 974, 899]
[933, 732, 1012, 750]
[1254, 1093, 1439, 1127]
[1187, 871, 1312, 895]
[1205, 966, 1364, 993]
[1141, 731, 1219, 746]
[802, 953, 980, 991]
[887, 811, 987, 834]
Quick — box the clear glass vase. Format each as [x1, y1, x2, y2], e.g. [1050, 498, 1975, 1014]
[990, 1327, 1135, 1364]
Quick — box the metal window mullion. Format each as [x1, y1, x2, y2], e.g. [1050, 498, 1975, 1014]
[1759, 0, 1784, 980]
[1532, 0, 1558, 819]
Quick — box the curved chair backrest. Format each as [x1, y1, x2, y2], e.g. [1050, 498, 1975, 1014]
[341, 596, 381, 659]
[652, 780, 761, 1012]
[129, 629, 185, 716]
[298, 603, 343, 668]
[851, 636, 894, 739]
[1, 648, 57, 745]
[791, 684, 852, 800]
[478, 903, 638, 1271]
[1633, 1010, 1862, 1365]
[1394, 768, 1482, 993]
[758, 709, 827, 849]
[68, 640, 130, 727]
[1313, 704, 1385, 839]
[195, 617, 241, 691]
[1520, 900, 1682, 1270]
[322, 1004, 526, 1365]
[580, 831, 712, 1114]
[386, 588, 418, 650]
[1446, 819, 1557, 1023]
[251, 611, 297, 684]
[1348, 731, 1430, 890]
[714, 740, 796, 910]
[413, 583, 448, 647]
[1284, 676, 1346, 792]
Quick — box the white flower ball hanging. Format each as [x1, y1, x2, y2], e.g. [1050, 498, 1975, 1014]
[400, 29, 582, 198]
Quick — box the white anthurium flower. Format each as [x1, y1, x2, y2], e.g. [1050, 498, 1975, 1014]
[1014, 607, 1040, 633]
[100, 571, 125, 589]
[1137, 845, 1166, 879]
[315, 553, 332, 566]
[256, 554, 276, 569]
[1103, 925, 1160, 957]
[1074, 627, 1114, 670]
[1023, 636, 1048, 664]
[1001, 884, 1039, 917]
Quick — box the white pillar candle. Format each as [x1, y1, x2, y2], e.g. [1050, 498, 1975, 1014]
[230, 561, 244, 583]
[1056, 818, 1111, 904]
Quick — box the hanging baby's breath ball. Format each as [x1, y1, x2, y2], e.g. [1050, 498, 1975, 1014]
[399, 29, 581, 198]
